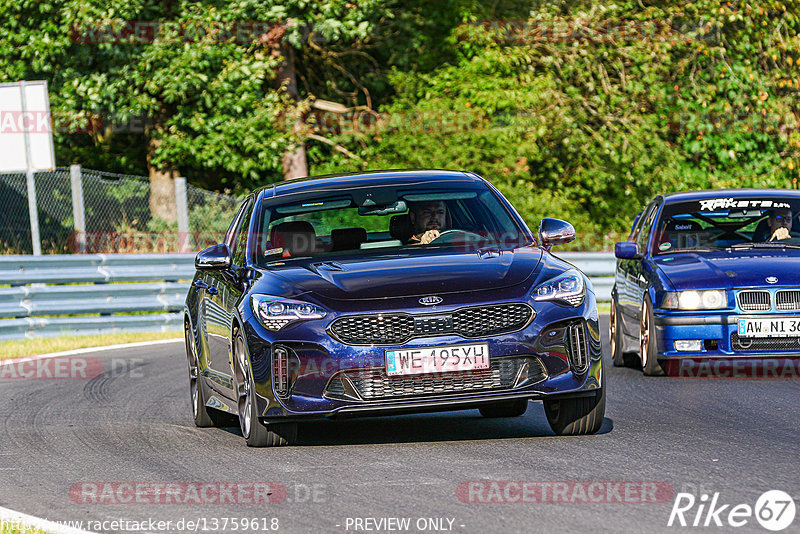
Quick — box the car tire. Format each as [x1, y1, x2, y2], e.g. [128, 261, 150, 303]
[543, 369, 605, 435]
[478, 399, 528, 418]
[232, 331, 297, 447]
[186, 323, 233, 427]
[639, 299, 665, 376]
[609, 297, 626, 367]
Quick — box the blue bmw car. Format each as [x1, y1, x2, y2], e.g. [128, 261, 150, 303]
[611, 189, 800, 375]
[184, 170, 605, 446]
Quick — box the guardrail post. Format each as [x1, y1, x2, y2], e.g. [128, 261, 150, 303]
[25, 169, 41, 256]
[70, 164, 87, 253]
[174, 176, 190, 253]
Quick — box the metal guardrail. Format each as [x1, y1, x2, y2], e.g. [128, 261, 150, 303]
[0, 254, 195, 341]
[557, 252, 616, 303]
[0, 252, 617, 341]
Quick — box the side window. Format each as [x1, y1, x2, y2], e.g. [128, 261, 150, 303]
[224, 199, 250, 248]
[231, 198, 254, 267]
[637, 204, 659, 253]
[629, 203, 651, 242]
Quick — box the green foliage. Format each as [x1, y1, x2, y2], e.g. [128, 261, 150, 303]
[3, 1, 800, 249]
[309, 0, 800, 245]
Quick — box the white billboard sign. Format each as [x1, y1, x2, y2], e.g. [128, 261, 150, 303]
[0, 80, 56, 172]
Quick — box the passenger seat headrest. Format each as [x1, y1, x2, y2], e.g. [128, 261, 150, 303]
[389, 214, 413, 242]
[270, 221, 316, 255]
[331, 227, 367, 251]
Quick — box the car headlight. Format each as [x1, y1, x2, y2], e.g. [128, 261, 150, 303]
[251, 295, 327, 331]
[662, 290, 726, 310]
[533, 270, 585, 307]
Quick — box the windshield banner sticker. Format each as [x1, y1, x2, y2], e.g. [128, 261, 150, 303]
[699, 198, 791, 211]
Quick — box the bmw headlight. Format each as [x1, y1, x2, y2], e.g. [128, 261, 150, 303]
[251, 295, 327, 331]
[533, 270, 585, 307]
[662, 290, 726, 310]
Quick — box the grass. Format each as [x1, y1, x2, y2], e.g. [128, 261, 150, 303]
[0, 331, 181, 361]
[0, 523, 48, 534]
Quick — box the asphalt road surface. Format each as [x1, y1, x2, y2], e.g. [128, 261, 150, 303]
[1, 316, 798, 534]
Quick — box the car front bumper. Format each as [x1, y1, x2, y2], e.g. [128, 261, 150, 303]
[241, 294, 604, 423]
[654, 312, 800, 358]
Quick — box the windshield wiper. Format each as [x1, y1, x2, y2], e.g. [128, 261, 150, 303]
[729, 242, 800, 249]
[662, 248, 715, 254]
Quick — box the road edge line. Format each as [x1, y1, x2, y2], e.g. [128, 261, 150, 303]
[0, 338, 183, 366]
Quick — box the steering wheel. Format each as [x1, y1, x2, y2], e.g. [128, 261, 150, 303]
[428, 229, 484, 245]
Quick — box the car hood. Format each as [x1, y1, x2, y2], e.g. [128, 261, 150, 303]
[654, 249, 800, 290]
[260, 248, 543, 301]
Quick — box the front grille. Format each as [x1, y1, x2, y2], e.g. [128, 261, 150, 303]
[324, 357, 546, 401]
[329, 304, 534, 345]
[775, 290, 800, 311]
[730, 332, 800, 352]
[567, 322, 589, 373]
[737, 291, 771, 312]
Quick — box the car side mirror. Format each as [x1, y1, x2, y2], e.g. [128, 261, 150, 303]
[195, 243, 231, 270]
[615, 241, 641, 259]
[539, 218, 576, 249]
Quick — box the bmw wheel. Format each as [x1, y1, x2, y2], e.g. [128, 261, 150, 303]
[232, 331, 297, 447]
[639, 299, 665, 376]
[609, 297, 626, 367]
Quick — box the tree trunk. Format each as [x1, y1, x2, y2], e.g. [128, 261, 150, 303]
[146, 134, 178, 223]
[282, 119, 308, 180]
[268, 28, 307, 180]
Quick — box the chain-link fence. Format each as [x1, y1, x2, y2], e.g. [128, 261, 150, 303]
[0, 166, 241, 254]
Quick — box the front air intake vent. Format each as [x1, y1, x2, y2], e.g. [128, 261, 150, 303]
[273, 345, 290, 398]
[567, 322, 589, 374]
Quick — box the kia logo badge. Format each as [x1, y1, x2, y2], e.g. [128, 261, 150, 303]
[419, 296, 443, 306]
[766, 276, 778, 284]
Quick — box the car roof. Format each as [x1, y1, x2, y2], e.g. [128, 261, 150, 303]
[661, 188, 800, 204]
[256, 169, 483, 200]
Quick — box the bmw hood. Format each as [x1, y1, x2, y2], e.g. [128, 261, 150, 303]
[654, 250, 800, 290]
[260, 248, 543, 301]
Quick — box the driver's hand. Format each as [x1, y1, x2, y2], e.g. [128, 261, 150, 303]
[419, 229, 440, 244]
[770, 227, 791, 241]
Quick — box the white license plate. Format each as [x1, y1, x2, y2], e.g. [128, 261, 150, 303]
[737, 317, 800, 338]
[385, 343, 490, 377]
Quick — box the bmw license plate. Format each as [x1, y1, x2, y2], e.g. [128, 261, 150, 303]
[385, 343, 490, 377]
[738, 317, 800, 338]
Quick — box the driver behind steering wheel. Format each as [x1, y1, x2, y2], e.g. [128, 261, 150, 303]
[408, 200, 448, 244]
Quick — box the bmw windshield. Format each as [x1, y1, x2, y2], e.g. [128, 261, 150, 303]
[253, 182, 532, 266]
[652, 196, 800, 255]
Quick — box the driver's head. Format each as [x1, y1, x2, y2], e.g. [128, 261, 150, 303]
[409, 200, 447, 235]
[768, 207, 793, 233]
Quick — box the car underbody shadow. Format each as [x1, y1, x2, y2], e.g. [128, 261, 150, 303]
[288, 402, 613, 446]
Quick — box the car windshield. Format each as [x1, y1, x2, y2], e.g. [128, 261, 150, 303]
[252, 183, 530, 266]
[652, 196, 800, 255]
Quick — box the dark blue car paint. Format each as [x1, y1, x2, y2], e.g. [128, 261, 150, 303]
[614, 188, 800, 361]
[185, 170, 603, 424]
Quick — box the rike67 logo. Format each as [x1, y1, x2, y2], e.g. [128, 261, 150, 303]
[668, 490, 796, 531]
